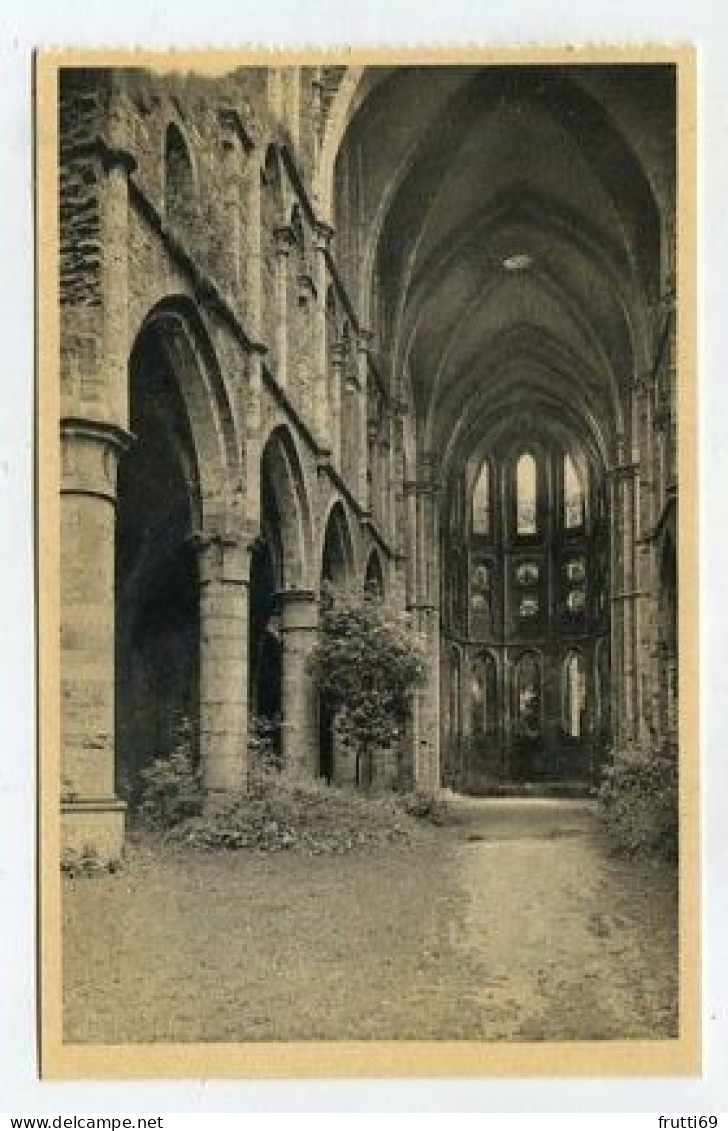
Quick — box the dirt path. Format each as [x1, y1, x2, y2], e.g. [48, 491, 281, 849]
[63, 798, 678, 1042]
[439, 797, 678, 1040]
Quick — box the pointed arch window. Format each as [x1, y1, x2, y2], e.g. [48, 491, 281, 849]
[515, 651, 541, 737]
[164, 123, 196, 228]
[516, 452, 537, 536]
[472, 460, 491, 536]
[564, 453, 585, 530]
[472, 653, 497, 736]
[563, 651, 587, 738]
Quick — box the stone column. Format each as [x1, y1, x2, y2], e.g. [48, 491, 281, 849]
[278, 588, 320, 778]
[273, 225, 293, 389]
[61, 417, 132, 863]
[407, 454, 442, 793]
[356, 331, 372, 510]
[330, 341, 345, 470]
[609, 446, 639, 749]
[388, 401, 410, 609]
[368, 418, 381, 526]
[197, 534, 250, 794]
[379, 417, 392, 537]
[313, 221, 334, 448]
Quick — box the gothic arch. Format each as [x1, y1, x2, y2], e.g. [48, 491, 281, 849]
[133, 297, 243, 524]
[319, 498, 355, 589]
[514, 651, 543, 739]
[163, 121, 199, 229]
[471, 650, 498, 737]
[562, 648, 588, 738]
[116, 295, 243, 797]
[315, 67, 395, 222]
[260, 424, 313, 589]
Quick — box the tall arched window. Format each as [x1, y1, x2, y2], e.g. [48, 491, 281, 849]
[516, 452, 537, 536]
[164, 123, 195, 228]
[515, 651, 541, 737]
[472, 653, 497, 735]
[564, 453, 585, 530]
[472, 460, 490, 535]
[563, 651, 587, 738]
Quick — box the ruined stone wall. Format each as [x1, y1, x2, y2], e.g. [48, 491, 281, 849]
[59, 64, 408, 863]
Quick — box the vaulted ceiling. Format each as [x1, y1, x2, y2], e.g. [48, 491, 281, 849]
[333, 64, 675, 477]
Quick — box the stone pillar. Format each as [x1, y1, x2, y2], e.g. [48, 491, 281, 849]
[379, 417, 392, 537]
[330, 341, 345, 470]
[356, 331, 372, 510]
[407, 454, 441, 793]
[609, 446, 639, 749]
[246, 153, 263, 339]
[313, 222, 334, 448]
[311, 69, 324, 167]
[61, 417, 132, 863]
[385, 401, 408, 609]
[273, 226, 293, 389]
[278, 588, 320, 777]
[633, 374, 658, 744]
[197, 534, 250, 794]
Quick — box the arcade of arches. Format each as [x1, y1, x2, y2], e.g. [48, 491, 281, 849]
[59, 63, 679, 859]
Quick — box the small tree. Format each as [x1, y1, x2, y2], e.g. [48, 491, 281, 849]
[310, 585, 428, 786]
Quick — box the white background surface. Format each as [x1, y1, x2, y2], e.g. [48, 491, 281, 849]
[0, 0, 725, 1113]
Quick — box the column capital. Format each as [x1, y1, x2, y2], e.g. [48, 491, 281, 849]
[275, 585, 318, 606]
[276, 587, 319, 630]
[607, 460, 639, 482]
[60, 416, 134, 501]
[61, 414, 133, 449]
[193, 532, 251, 585]
[403, 476, 442, 498]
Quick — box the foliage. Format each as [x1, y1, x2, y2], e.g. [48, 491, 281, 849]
[598, 741, 678, 859]
[134, 711, 418, 854]
[61, 842, 120, 877]
[247, 714, 283, 793]
[398, 790, 450, 826]
[171, 775, 414, 854]
[309, 584, 428, 783]
[138, 719, 204, 830]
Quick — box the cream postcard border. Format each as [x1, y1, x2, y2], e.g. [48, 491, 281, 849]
[35, 44, 700, 1081]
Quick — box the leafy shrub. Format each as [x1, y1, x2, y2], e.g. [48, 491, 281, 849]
[598, 741, 678, 859]
[309, 584, 427, 785]
[398, 790, 450, 826]
[171, 774, 413, 854]
[247, 714, 283, 793]
[61, 842, 119, 877]
[138, 721, 204, 830]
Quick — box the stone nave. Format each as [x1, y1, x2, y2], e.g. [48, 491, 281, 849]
[58, 63, 679, 859]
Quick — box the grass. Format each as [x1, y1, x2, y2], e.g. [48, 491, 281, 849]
[62, 797, 678, 1044]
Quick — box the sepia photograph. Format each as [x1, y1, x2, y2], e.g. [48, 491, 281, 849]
[35, 47, 699, 1078]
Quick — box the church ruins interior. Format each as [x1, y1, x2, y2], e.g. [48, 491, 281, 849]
[59, 63, 678, 858]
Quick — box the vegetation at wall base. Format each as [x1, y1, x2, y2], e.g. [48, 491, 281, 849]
[598, 740, 678, 860]
[134, 715, 448, 855]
